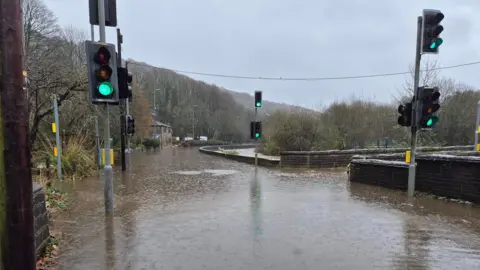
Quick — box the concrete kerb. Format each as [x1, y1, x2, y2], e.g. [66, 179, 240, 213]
[198, 144, 280, 167]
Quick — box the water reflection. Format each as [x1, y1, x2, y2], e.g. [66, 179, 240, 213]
[119, 170, 135, 196]
[118, 172, 139, 269]
[348, 182, 480, 228]
[397, 218, 431, 270]
[104, 213, 116, 270]
[250, 169, 262, 237]
[348, 182, 480, 269]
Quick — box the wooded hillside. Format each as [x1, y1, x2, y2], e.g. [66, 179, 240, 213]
[127, 60, 307, 141]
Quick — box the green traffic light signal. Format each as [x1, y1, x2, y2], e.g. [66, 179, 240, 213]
[256, 102, 261, 107]
[255, 133, 260, 138]
[98, 82, 114, 96]
[426, 116, 439, 127]
[429, 38, 443, 49]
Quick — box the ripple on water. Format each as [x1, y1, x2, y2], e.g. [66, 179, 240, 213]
[203, 169, 238, 176]
[170, 171, 203, 175]
[170, 169, 239, 177]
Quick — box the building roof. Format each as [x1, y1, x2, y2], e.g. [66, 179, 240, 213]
[152, 121, 171, 128]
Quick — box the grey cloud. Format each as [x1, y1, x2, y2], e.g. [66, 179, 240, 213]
[44, 0, 480, 107]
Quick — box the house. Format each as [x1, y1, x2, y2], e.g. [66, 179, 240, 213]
[150, 112, 173, 147]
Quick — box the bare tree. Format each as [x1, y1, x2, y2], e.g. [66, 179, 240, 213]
[395, 59, 440, 102]
[22, 0, 59, 63]
[26, 25, 88, 149]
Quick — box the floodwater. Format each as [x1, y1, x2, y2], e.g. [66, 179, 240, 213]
[53, 148, 480, 270]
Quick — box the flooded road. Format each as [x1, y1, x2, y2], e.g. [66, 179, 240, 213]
[54, 148, 480, 270]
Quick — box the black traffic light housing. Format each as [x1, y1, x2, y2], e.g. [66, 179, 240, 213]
[127, 71, 133, 102]
[250, 121, 262, 139]
[417, 86, 440, 129]
[254, 91, 262, 108]
[126, 114, 135, 135]
[421, 9, 444, 54]
[397, 101, 413, 127]
[118, 67, 133, 101]
[85, 41, 119, 105]
[89, 0, 117, 27]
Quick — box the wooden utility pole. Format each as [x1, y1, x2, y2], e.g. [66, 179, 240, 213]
[0, 0, 37, 269]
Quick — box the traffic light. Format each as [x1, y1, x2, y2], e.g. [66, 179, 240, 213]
[126, 114, 135, 135]
[254, 121, 261, 139]
[250, 121, 255, 139]
[85, 41, 119, 104]
[417, 86, 440, 129]
[127, 71, 133, 102]
[254, 91, 262, 108]
[397, 101, 413, 127]
[250, 121, 262, 139]
[118, 67, 133, 101]
[421, 9, 444, 54]
[89, 0, 117, 27]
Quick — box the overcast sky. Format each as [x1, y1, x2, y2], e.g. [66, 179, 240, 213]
[43, 0, 480, 109]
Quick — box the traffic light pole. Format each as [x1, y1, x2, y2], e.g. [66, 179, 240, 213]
[117, 28, 127, 172]
[90, 22, 102, 167]
[98, 0, 114, 213]
[408, 16, 423, 198]
[254, 108, 258, 167]
[125, 61, 131, 166]
[474, 102, 480, 151]
[53, 95, 62, 182]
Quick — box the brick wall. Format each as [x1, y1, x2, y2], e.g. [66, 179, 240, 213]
[349, 154, 480, 204]
[281, 145, 473, 168]
[349, 159, 409, 190]
[33, 183, 50, 255]
[416, 155, 480, 203]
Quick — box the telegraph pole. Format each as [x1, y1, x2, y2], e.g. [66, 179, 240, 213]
[117, 28, 127, 171]
[407, 16, 422, 197]
[0, 0, 37, 268]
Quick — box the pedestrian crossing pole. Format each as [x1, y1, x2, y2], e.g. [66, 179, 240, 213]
[53, 95, 62, 182]
[254, 107, 258, 167]
[474, 102, 480, 151]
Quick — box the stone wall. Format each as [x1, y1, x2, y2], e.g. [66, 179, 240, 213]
[349, 153, 480, 204]
[281, 145, 473, 168]
[199, 145, 279, 167]
[33, 182, 50, 255]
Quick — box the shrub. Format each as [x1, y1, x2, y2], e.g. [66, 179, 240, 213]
[36, 132, 96, 180]
[142, 138, 161, 151]
[59, 135, 96, 177]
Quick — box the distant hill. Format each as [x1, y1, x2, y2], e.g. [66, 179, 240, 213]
[126, 59, 312, 140]
[127, 59, 311, 115]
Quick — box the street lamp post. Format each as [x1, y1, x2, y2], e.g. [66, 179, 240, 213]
[154, 88, 160, 111]
[153, 89, 161, 139]
[192, 104, 197, 139]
